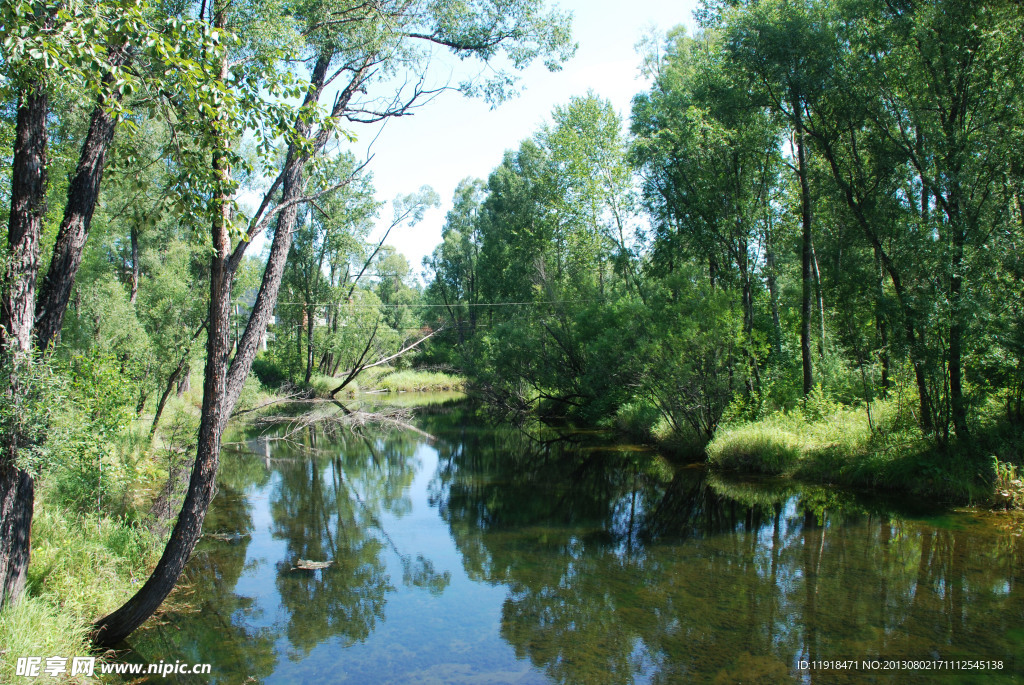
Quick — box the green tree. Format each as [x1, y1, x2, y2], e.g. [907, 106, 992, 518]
[93, 0, 574, 645]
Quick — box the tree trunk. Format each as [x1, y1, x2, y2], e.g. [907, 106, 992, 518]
[737, 237, 761, 392]
[812, 131, 935, 431]
[811, 237, 825, 359]
[947, 213, 969, 439]
[129, 224, 140, 305]
[35, 82, 123, 352]
[793, 97, 814, 396]
[0, 465, 33, 608]
[151, 363, 184, 438]
[875, 258, 890, 397]
[92, 184, 232, 646]
[2, 86, 47, 355]
[304, 303, 315, 385]
[0, 83, 48, 610]
[92, 13, 234, 644]
[94, 44, 369, 645]
[765, 221, 783, 359]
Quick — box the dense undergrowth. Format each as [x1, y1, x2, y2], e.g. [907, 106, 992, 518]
[608, 385, 1024, 508]
[0, 359, 273, 682]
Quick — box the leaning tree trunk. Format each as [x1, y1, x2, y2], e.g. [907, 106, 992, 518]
[92, 188, 233, 647]
[91, 53, 235, 641]
[92, 49, 337, 647]
[35, 73, 123, 352]
[0, 84, 48, 610]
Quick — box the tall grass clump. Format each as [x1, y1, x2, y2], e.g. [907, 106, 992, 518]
[0, 597, 90, 683]
[707, 419, 804, 474]
[706, 386, 1003, 504]
[376, 369, 465, 392]
[0, 490, 160, 682]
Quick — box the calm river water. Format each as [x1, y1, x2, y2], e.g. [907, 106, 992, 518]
[128, 395, 1024, 683]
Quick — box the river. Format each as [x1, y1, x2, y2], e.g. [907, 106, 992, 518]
[127, 395, 1024, 683]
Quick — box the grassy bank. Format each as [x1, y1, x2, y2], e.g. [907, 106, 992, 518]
[308, 366, 465, 397]
[0, 486, 161, 683]
[603, 388, 1024, 507]
[0, 365, 225, 683]
[706, 398, 1024, 507]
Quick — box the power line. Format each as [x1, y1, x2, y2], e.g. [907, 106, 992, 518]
[264, 299, 607, 308]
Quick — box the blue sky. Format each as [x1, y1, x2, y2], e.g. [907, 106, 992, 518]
[350, 0, 700, 281]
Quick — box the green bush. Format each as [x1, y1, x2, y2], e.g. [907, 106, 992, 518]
[252, 352, 290, 389]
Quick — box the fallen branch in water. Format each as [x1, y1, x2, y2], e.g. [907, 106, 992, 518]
[252, 403, 436, 443]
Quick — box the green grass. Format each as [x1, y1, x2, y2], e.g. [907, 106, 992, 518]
[706, 398, 1013, 505]
[0, 487, 160, 683]
[0, 596, 91, 683]
[375, 369, 464, 393]
[308, 367, 465, 396]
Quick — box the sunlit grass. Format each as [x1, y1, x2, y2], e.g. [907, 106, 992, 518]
[0, 488, 160, 683]
[706, 398, 1003, 504]
[308, 367, 465, 396]
[375, 369, 465, 393]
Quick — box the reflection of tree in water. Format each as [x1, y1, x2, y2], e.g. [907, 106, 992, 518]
[130, 450, 277, 683]
[426, 409, 1024, 684]
[269, 425, 450, 657]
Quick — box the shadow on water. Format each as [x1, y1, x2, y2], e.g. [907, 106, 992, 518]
[124, 399, 1024, 684]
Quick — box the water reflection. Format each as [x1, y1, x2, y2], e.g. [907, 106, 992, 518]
[126, 402, 1023, 684]
[420, 410, 1024, 684]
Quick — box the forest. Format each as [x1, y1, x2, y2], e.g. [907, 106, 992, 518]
[1, 0, 1023, 676]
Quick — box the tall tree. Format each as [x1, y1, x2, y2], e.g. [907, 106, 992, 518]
[716, 0, 837, 396]
[1, 0, 209, 609]
[92, 0, 575, 645]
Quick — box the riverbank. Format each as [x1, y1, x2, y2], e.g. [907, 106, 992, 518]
[306, 366, 466, 397]
[603, 391, 1023, 508]
[0, 485, 163, 682]
[706, 401, 1024, 508]
[0, 369, 290, 681]
[0, 366, 465, 681]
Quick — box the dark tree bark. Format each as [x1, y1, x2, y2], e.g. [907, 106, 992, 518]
[0, 465, 34, 608]
[0, 83, 48, 610]
[793, 97, 815, 397]
[93, 50, 338, 647]
[35, 79, 123, 352]
[1, 87, 47, 356]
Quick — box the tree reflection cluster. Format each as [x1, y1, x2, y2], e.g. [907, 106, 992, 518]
[128, 406, 1022, 684]
[422, 410, 1024, 684]
[130, 419, 451, 681]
